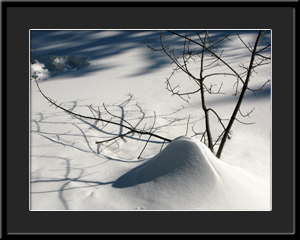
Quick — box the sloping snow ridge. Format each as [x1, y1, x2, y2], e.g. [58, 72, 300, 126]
[112, 136, 269, 210]
[30, 53, 90, 80]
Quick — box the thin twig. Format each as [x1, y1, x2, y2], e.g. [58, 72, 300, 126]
[159, 140, 165, 152]
[185, 115, 190, 136]
[235, 118, 255, 125]
[95, 131, 133, 144]
[137, 112, 157, 159]
[34, 79, 172, 144]
[238, 107, 255, 118]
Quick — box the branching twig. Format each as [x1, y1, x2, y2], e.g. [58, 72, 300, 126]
[34, 79, 172, 150]
[236, 31, 253, 53]
[95, 130, 133, 144]
[103, 103, 134, 129]
[216, 31, 265, 158]
[147, 30, 270, 159]
[238, 107, 255, 118]
[235, 118, 255, 125]
[167, 30, 247, 86]
[159, 140, 166, 152]
[185, 115, 190, 136]
[137, 112, 156, 159]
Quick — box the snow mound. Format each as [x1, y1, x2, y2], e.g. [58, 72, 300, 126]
[112, 136, 270, 210]
[113, 136, 219, 189]
[30, 53, 90, 80]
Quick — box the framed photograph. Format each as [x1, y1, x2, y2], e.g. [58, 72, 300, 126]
[2, 1, 297, 237]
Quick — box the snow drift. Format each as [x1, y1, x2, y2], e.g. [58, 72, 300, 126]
[113, 136, 219, 189]
[30, 52, 90, 80]
[112, 136, 270, 210]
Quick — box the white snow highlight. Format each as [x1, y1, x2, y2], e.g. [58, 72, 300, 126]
[30, 30, 271, 211]
[112, 136, 269, 210]
[113, 136, 219, 189]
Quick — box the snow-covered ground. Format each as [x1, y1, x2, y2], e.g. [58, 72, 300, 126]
[30, 30, 271, 210]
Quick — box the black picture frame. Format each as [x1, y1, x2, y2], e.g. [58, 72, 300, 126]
[2, 1, 298, 238]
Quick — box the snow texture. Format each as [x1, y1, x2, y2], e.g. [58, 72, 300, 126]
[31, 52, 90, 80]
[30, 30, 271, 210]
[112, 136, 269, 210]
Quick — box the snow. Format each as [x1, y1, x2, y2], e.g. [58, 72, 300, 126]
[112, 136, 269, 210]
[30, 30, 271, 210]
[31, 52, 91, 80]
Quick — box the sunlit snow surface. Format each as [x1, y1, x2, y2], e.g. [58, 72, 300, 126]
[112, 136, 269, 210]
[30, 30, 271, 210]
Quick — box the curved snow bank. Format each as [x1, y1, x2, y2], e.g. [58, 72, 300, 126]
[113, 136, 219, 189]
[30, 53, 90, 80]
[112, 136, 270, 210]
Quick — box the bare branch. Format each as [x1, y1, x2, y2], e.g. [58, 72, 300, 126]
[34, 79, 172, 145]
[103, 103, 134, 129]
[137, 112, 156, 159]
[95, 130, 133, 144]
[148, 30, 270, 159]
[236, 31, 252, 53]
[217, 31, 264, 158]
[185, 115, 191, 136]
[200, 130, 207, 144]
[99, 116, 113, 131]
[235, 118, 255, 125]
[207, 108, 227, 130]
[256, 44, 271, 54]
[247, 79, 271, 93]
[159, 140, 166, 152]
[87, 105, 96, 118]
[168, 30, 247, 86]
[212, 128, 232, 148]
[238, 107, 255, 118]
[255, 53, 271, 60]
[159, 31, 200, 82]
